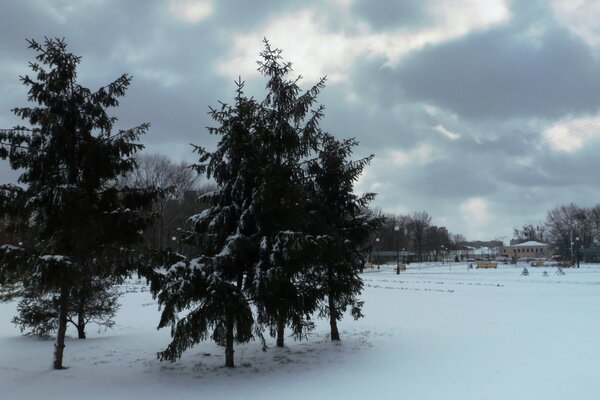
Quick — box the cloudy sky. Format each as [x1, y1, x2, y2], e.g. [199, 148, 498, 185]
[2, 0, 600, 241]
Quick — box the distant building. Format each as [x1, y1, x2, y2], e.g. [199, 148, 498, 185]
[500, 241, 553, 259]
[469, 246, 498, 259]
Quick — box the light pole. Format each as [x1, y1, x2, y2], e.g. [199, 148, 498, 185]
[394, 225, 400, 274]
[172, 230, 182, 253]
[375, 237, 380, 269]
[441, 245, 445, 265]
[576, 236, 580, 268]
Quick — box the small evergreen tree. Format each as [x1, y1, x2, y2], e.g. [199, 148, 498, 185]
[307, 134, 383, 341]
[11, 274, 120, 339]
[0, 38, 156, 369]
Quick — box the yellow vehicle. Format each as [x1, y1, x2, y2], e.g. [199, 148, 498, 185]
[530, 261, 544, 267]
[476, 262, 497, 269]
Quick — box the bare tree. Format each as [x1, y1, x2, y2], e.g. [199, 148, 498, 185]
[513, 223, 547, 243]
[545, 203, 585, 257]
[588, 205, 600, 246]
[375, 214, 410, 254]
[408, 211, 431, 262]
[371, 210, 467, 263]
[424, 226, 451, 260]
[122, 153, 203, 250]
[451, 233, 466, 247]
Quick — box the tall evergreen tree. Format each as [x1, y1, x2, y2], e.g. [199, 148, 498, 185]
[252, 40, 327, 347]
[0, 38, 156, 369]
[150, 40, 379, 366]
[150, 80, 259, 368]
[150, 41, 327, 366]
[307, 134, 383, 341]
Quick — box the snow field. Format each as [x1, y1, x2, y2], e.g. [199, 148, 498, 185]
[1, 263, 599, 400]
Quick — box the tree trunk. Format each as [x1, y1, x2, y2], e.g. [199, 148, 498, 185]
[53, 287, 69, 369]
[224, 314, 235, 368]
[327, 266, 340, 341]
[329, 292, 340, 341]
[276, 318, 285, 348]
[77, 307, 86, 339]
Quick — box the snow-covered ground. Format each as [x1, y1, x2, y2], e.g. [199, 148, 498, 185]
[1, 263, 599, 400]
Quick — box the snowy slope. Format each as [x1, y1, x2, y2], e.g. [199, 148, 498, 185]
[1, 264, 599, 400]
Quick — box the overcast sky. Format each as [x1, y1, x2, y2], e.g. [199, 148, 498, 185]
[2, 0, 600, 241]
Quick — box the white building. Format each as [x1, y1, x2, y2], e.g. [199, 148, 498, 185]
[500, 241, 553, 259]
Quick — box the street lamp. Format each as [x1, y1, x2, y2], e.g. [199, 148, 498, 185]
[172, 231, 182, 253]
[576, 236, 580, 268]
[394, 226, 400, 274]
[375, 237, 380, 269]
[441, 245, 445, 265]
[571, 240, 575, 266]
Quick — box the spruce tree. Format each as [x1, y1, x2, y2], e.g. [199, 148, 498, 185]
[150, 80, 259, 368]
[150, 41, 327, 366]
[307, 134, 383, 341]
[10, 273, 120, 339]
[150, 41, 379, 366]
[0, 38, 156, 369]
[252, 40, 326, 348]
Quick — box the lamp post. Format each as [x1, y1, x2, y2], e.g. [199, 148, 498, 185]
[441, 245, 445, 265]
[394, 225, 400, 274]
[172, 230, 182, 253]
[576, 236, 580, 268]
[375, 237, 380, 269]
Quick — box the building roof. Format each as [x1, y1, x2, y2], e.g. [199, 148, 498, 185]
[511, 241, 549, 247]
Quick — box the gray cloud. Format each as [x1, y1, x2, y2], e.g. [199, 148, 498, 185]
[351, 0, 428, 31]
[2, 0, 600, 240]
[212, 0, 308, 30]
[393, 25, 600, 119]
